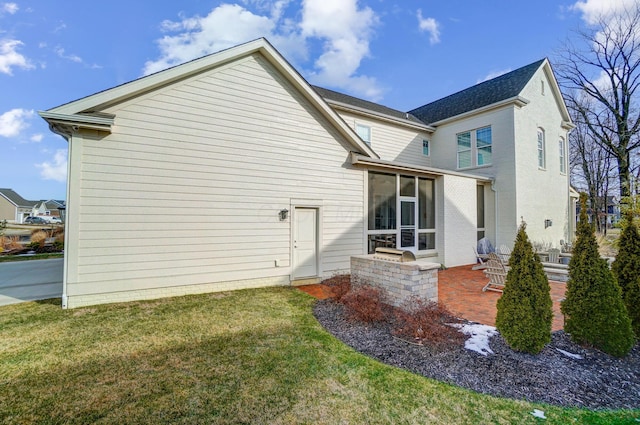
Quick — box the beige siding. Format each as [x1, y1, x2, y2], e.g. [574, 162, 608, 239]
[0, 197, 16, 222]
[335, 111, 432, 166]
[65, 54, 364, 304]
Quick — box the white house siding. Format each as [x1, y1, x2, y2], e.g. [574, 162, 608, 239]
[429, 107, 517, 247]
[438, 174, 478, 266]
[63, 53, 365, 307]
[335, 111, 432, 166]
[513, 67, 571, 247]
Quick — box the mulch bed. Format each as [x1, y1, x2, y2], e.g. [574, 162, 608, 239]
[313, 299, 640, 410]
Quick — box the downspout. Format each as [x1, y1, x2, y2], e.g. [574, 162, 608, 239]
[491, 179, 498, 247]
[49, 123, 72, 309]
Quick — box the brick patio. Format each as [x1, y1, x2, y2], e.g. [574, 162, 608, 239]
[299, 264, 567, 331]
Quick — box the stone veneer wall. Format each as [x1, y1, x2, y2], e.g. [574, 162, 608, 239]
[350, 255, 440, 306]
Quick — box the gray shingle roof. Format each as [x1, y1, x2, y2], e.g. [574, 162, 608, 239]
[409, 59, 545, 125]
[312, 86, 425, 125]
[0, 188, 35, 207]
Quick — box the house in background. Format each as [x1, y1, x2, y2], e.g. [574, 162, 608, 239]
[31, 200, 65, 218]
[0, 189, 37, 223]
[40, 38, 573, 308]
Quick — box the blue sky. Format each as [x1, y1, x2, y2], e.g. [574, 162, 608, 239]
[0, 0, 625, 200]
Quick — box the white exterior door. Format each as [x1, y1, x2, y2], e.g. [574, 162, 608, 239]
[293, 207, 318, 279]
[400, 198, 417, 253]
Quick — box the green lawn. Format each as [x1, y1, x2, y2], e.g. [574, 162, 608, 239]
[0, 288, 637, 424]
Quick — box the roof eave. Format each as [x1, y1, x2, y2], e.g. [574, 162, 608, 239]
[39, 111, 114, 138]
[350, 153, 493, 182]
[326, 100, 435, 133]
[42, 38, 378, 159]
[428, 96, 530, 126]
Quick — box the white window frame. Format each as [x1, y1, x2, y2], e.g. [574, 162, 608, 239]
[366, 171, 436, 254]
[355, 123, 371, 145]
[422, 139, 430, 156]
[559, 137, 566, 174]
[537, 128, 546, 169]
[457, 126, 492, 169]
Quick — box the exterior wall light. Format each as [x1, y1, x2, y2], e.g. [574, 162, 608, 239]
[544, 219, 552, 228]
[279, 209, 289, 221]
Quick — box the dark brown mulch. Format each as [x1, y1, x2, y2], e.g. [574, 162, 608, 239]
[313, 299, 640, 410]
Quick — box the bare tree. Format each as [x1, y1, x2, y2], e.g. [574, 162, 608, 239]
[557, 3, 640, 199]
[569, 102, 616, 232]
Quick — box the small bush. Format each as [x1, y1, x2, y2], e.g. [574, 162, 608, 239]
[30, 230, 48, 248]
[496, 222, 553, 354]
[2, 235, 23, 252]
[322, 274, 351, 302]
[611, 211, 640, 337]
[392, 297, 464, 348]
[340, 284, 387, 323]
[562, 193, 635, 358]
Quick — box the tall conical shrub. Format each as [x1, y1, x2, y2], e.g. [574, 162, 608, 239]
[611, 209, 640, 337]
[496, 222, 552, 354]
[561, 193, 634, 357]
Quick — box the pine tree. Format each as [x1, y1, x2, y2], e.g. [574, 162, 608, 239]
[496, 222, 552, 354]
[611, 209, 640, 337]
[561, 193, 634, 357]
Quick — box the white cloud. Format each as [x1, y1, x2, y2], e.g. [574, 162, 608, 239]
[37, 149, 67, 182]
[0, 39, 33, 75]
[478, 68, 512, 84]
[143, 4, 291, 75]
[0, 108, 33, 137]
[417, 9, 440, 45]
[30, 133, 43, 142]
[54, 46, 82, 63]
[1, 2, 18, 14]
[299, 0, 381, 100]
[571, 0, 636, 25]
[143, 0, 382, 101]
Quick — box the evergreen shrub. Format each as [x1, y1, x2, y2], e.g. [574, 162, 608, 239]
[496, 222, 553, 354]
[611, 210, 640, 337]
[561, 193, 634, 357]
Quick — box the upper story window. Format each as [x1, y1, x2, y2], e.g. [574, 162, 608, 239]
[422, 139, 430, 156]
[457, 126, 492, 169]
[541, 80, 545, 95]
[355, 124, 371, 145]
[559, 137, 566, 174]
[537, 128, 546, 169]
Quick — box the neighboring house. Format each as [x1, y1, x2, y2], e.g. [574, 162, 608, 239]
[0, 189, 36, 223]
[31, 200, 64, 218]
[39, 38, 573, 308]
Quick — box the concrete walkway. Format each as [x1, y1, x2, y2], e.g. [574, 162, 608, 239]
[0, 258, 63, 306]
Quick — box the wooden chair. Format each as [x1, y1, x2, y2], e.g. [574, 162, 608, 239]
[497, 244, 512, 264]
[482, 253, 507, 292]
[547, 248, 561, 264]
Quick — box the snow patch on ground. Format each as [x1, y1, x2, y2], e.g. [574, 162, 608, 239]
[556, 348, 583, 360]
[531, 409, 546, 419]
[454, 323, 498, 356]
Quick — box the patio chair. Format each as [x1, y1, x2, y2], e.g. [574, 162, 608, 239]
[472, 247, 489, 270]
[547, 248, 561, 264]
[497, 244, 511, 264]
[482, 254, 507, 293]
